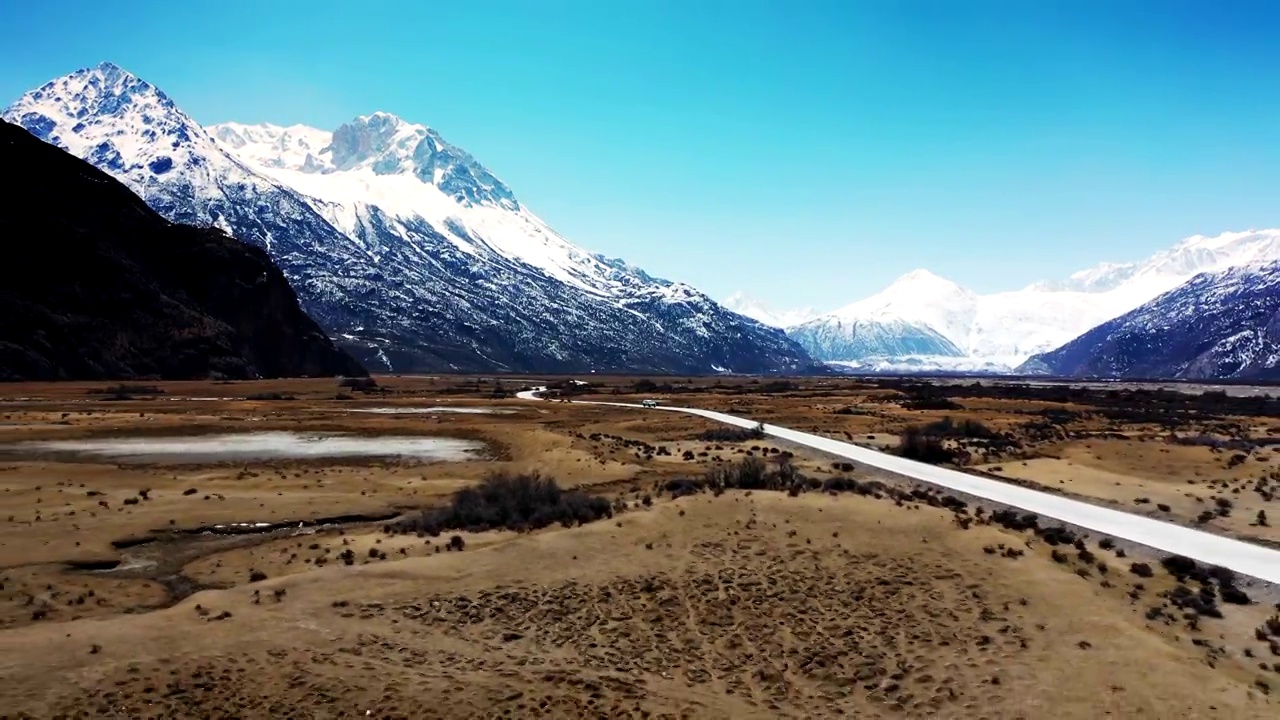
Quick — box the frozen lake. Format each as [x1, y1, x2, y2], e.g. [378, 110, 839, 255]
[13, 431, 485, 463]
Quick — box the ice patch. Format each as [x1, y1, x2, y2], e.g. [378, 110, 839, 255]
[348, 406, 516, 415]
[12, 431, 484, 463]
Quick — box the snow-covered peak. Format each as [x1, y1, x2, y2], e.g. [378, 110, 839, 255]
[884, 268, 965, 293]
[209, 113, 519, 210]
[827, 270, 975, 323]
[721, 293, 817, 328]
[3, 61, 237, 183]
[814, 270, 978, 349]
[24, 61, 175, 121]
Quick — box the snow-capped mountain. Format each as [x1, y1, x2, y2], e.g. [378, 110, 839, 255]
[1022, 262, 1280, 380]
[787, 271, 970, 360]
[5, 63, 814, 374]
[1028, 230, 1280, 294]
[721, 292, 816, 329]
[788, 230, 1280, 371]
[0, 118, 364, 381]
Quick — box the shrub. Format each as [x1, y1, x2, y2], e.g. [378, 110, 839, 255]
[899, 396, 962, 411]
[245, 392, 295, 401]
[1160, 555, 1198, 579]
[986, 509, 1040, 532]
[664, 478, 707, 499]
[1129, 562, 1154, 578]
[697, 423, 766, 443]
[896, 427, 962, 465]
[1221, 586, 1252, 605]
[822, 476, 860, 493]
[88, 384, 165, 396]
[339, 377, 379, 392]
[394, 473, 613, 536]
[920, 416, 998, 440]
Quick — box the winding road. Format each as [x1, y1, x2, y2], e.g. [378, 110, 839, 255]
[517, 387, 1280, 584]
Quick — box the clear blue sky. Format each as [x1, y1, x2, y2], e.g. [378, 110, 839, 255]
[2, 0, 1278, 312]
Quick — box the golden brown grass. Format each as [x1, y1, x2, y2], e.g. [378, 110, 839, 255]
[0, 375, 1276, 717]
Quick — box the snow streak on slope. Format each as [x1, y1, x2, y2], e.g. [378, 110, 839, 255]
[6, 62, 813, 374]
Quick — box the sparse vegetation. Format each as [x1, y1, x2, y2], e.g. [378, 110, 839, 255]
[696, 423, 766, 443]
[244, 392, 296, 401]
[896, 426, 964, 465]
[394, 473, 613, 536]
[87, 384, 166, 396]
[338, 377, 380, 393]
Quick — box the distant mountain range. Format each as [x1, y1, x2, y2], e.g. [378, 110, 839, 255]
[1021, 262, 1280, 381]
[4, 62, 815, 375]
[734, 229, 1280, 377]
[0, 119, 363, 381]
[721, 293, 816, 330]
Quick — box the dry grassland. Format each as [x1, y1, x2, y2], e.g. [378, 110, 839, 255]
[0, 374, 1276, 718]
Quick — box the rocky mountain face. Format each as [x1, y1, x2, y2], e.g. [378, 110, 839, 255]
[1021, 262, 1280, 381]
[5, 63, 814, 375]
[0, 120, 365, 381]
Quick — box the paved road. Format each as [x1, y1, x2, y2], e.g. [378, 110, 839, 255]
[517, 388, 1280, 584]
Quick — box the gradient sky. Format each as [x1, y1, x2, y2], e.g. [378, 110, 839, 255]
[2, 0, 1278, 313]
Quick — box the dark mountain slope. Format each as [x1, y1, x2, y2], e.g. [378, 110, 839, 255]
[1021, 263, 1280, 381]
[0, 120, 365, 381]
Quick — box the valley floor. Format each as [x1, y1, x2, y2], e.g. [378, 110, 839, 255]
[0, 375, 1277, 717]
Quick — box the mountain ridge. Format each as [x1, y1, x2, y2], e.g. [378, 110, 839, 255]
[5, 62, 815, 375]
[783, 230, 1280, 369]
[1022, 262, 1280, 380]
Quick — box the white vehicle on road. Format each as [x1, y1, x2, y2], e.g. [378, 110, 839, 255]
[641, 399, 659, 408]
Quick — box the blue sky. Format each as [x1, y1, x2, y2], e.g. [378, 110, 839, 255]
[2, 0, 1278, 312]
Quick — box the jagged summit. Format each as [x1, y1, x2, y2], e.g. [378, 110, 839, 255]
[210, 113, 517, 209]
[15, 61, 178, 131]
[5, 60, 241, 191]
